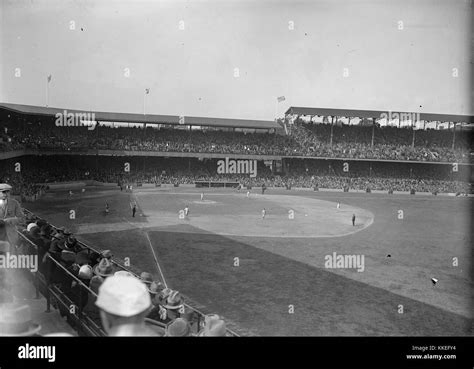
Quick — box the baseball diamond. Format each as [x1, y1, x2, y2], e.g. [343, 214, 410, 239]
[0, 1, 473, 367]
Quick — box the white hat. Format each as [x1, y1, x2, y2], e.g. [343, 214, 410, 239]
[78, 265, 93, 280]
[95, 275, 151, 317]
[0, 184, 12, 192]
[26, 223, 38, 232]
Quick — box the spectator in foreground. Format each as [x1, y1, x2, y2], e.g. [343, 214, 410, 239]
[197, 314, 227, 336]
[0, 303, 42, 336]
[95, 275, 158, 336]
[0, 183, 24, 248]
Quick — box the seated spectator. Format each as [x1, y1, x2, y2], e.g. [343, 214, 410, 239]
[139, 272, 154, 286]
[71, 264, 93, 310]
[197, 314, 227, 337]
[100, 250, 113, 260]
[165, 318, 191, 337]
[83, 275, 104, 327]
[147, 281, 166, 321]
[162, 290, 185, 321]
[95, 275, 158, 336]
[75, 249, 92, 266]
[93, 258, 116, 278]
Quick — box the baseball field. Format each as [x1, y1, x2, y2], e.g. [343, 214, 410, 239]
[26, 186, 473, 336]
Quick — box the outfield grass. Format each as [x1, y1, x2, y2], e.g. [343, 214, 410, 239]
[26, 187, 473, 336]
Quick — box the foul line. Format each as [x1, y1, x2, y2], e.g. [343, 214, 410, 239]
[122, 216, 168, 288]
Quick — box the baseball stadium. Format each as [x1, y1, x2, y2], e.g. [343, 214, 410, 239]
[0, 103, 472, 337]
[0, 0, 472, 342]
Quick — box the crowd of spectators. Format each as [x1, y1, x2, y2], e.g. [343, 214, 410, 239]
[1, 118, 471, 162]
[291, 121, 470, 163]
[0, 213, 228, 337]
[1, 154, 470, 196]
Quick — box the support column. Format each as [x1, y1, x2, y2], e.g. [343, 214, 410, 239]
[329, 116, 335, 146]
[371, 117, 375, 147]
[451, 122, 456, 150]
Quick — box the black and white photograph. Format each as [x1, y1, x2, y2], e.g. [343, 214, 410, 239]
[0, 0, 472, 368]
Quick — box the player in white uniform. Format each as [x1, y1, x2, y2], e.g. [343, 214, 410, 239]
[200, 193, 204, 201]
[184, 205, 189, 217]
[337, 202, 340, 209]
[247, 191, 250, 198]
[262, 208, 266, 219]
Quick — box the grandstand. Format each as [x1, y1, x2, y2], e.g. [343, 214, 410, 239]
[0, 101, 472, 338]
[1, 2, 473, 368]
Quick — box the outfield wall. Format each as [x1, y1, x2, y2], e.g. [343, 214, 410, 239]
[32, 181, 473, 197]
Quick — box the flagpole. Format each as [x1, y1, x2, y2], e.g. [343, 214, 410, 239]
[46, 77, 49, 107]
[143, 92, 146, 115]
[275, 100, 278, 121]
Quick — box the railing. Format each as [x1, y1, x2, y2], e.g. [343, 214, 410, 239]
[17, 231, 107, 336]
[21, 208, 240, 337]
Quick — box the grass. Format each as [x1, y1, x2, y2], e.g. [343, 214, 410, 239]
[26, 187, 473, 336]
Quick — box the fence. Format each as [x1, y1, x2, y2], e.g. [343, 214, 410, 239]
[17, 208, 240, 337]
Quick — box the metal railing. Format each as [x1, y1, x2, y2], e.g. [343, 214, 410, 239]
[21, 208, 240, 337]
[17, 230, 107, 336]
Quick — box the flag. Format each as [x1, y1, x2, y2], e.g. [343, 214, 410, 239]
[277, 96, 285, 103]
[145, 88, 150, 94]
[47, 74, 52, 83]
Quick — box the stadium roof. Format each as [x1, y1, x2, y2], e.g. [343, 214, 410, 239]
[0, 102, 280, 129]
[285, 107, 474, 123]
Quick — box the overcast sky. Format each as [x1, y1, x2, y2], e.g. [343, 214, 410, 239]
[0, 0, 472, 120]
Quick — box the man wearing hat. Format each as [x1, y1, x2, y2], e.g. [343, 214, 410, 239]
[0, 183, 24, 250]
[93, 258, 115, 278]
[146, 281, 166, 321]
[95, 275, 158, 336]
[197, 314, 227, 336]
